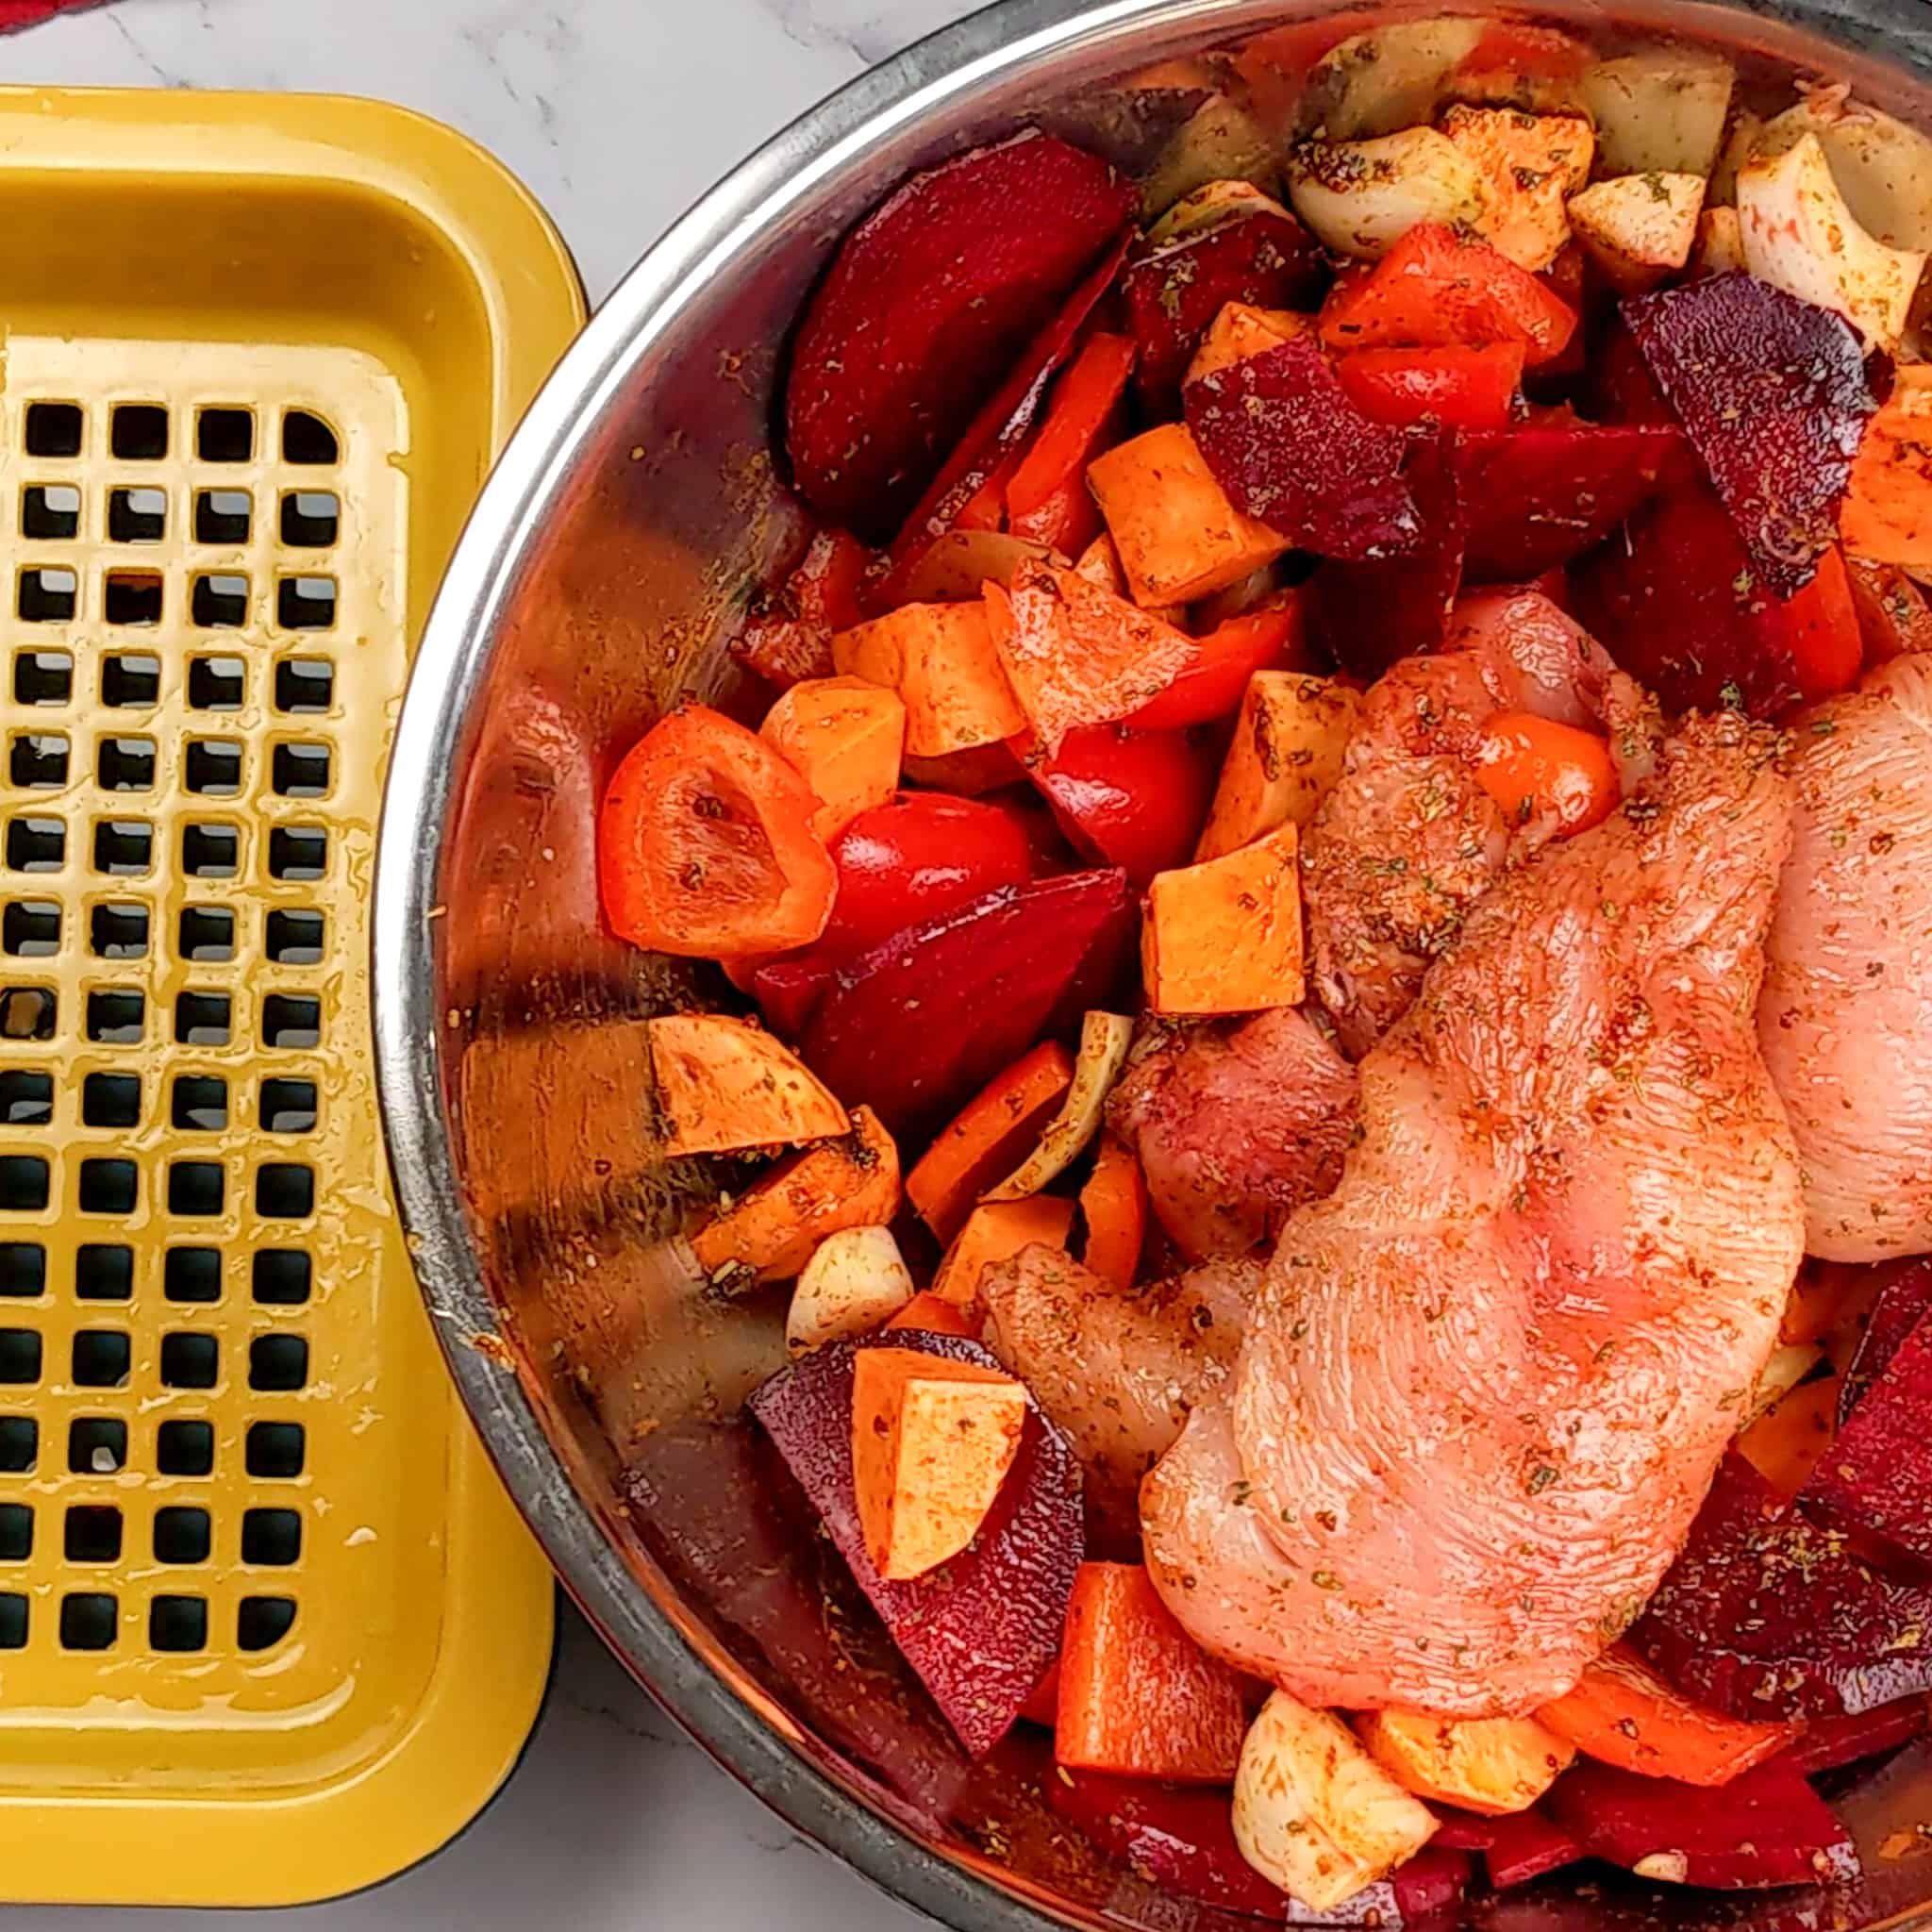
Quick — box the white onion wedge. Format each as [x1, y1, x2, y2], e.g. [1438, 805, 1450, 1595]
[1302, 20, 1486, 141]
[786, 1225, 915, 1354]
[1288, 128, 1488, 260]
[1757, 90, 1932, 252]
[984, 1010, 1133, 1201]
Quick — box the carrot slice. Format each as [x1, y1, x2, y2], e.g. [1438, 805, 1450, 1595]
[691, 1105, 899, 1284]
[1472, 711, 1619, 839]
[649, 1013, 848, 1156]
[885, 1291, 980, 1340]
[906, 1041, 1076, 1241]
[1536, 1646, 1795, 1787]
[1078, 1133, 1147, 1292]
[933, 1196, 1076, 1307]
[760, 675, 907, 842]
[1008, 331, 1137, 521]
[1143, 822, 1305, 1016]
[1056, 1562, 1249, 1783]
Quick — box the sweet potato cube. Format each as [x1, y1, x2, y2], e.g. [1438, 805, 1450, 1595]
[691, 1105, 899, 1283]
[933, 1196, 1076, 1307]
[1185, 301, 1312, 386]
[1844, 366, 1932, 571]
[650, 1012, 849, 1156]
[1057, 1562, 1250, 1783]
[1087, 424, 1291, 608]
[760, 675, 906, 841]
[1440, 105, 1595, 273]
[1356, 1710, 1574, 1817]
[1143, 823, 1306, 1016]
[832, 601, 1025, 755]
[907, 1041, 1075, 1242]
[1197, 672, 1361, 860]
[853, 1346, 1028, 1580]
[886, 1291, 980, 1340]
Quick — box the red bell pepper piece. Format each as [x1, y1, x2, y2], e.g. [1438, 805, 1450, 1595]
[1319, 224, 1579, 365]
[1007, 332, 1137, 522]
[1335, 344, 1526, 432]
[731, 528, 874, 689]
[1775, 543, 1863, 705]
[1017, 724, 1218, 886]
[1123, 598, 1308, 730]
[1010, 472, 1104, 557]
[598, 704, 835, 958]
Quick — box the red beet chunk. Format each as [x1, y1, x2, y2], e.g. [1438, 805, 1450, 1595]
[801, 867, 1132, 1134]
[1802, 1309, 1932, 1567]
[1839, 1258, 1932, 1428]
[1456, 425, 1680, 580]
[1185, 333, 1422, 560]
[1019, 724, 1218, 887]
[1631, 1453, 1932, 1721]
[1391, 1844, 1472, 1923]
[874, 226, 1133, 607]
[785, 131, 1135, 541]
[1781, 1696, 1931, 1777]
[1623, 275, 1877, 600]
[747, 1331, 1083, 1757]
[1483, 1809, 1590, 1890]
[1123, 205, 1325, 408]
[1312, 435, 1466, 678]
[1544, 1757, 1857, 1890]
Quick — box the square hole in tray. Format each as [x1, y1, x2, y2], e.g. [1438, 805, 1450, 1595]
[108, 488, 166, 543]
[103, 572, 162, 626]
[21, 484, 79, 540]
[6, 818, 65, 874]
[77, 1159, 137, 1216]
[194, 489, 251, 543]
[69, 1416, 125, 1473]
[18, 567, 75, 623]
[110, 406, 168, 461]
[279, 491, 339, 547]
[86, 990, 143, 1044]
[95, 736, 156, 792]
[0, 1245, 45, 1299]
[171, 1076, 226, 1132]
[156, 1420, 212, 1477]
[100, 653, 160, 708]
[2, 987, 58, 1041]
[75, 1245, 132, 1304]
[177, 906, 234, 962]
[0, 1157, 49, 1212]
[10, 733, 69, 788]
[238, 1595, 294, 1651]
[197, 408, 253, 463]
[252, 1249, 309, 1306]
[184, 741, 242, 796]
[150, 1594, 207, 1653]
[14, 650, 73, 706]
[191, 575, 248, 628]
[265, 909, 323, 964]
[80, 1073, 140, 1129]
[0, 1072, 52, 1128]
[175, 991, 230, 1046]
[59, 1592, 116, 1651]
[281, 410, 337, 465]
[274, 658, 333, 713]
[164, 1247, 221, 1304]
[4, 902, 60, 958]
[90, 902, 147, 959]
[25, 404, 82, 458]
[187, 656, 244, 710]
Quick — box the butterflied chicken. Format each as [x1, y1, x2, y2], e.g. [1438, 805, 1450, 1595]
[981, 1245, 1261, 1541]
[1108, 1008, 1359, 1261]
[1145, 713, 1802, 1715]
[1303, 589, 1656, 1058]
[1759, 656, 1932, 1261]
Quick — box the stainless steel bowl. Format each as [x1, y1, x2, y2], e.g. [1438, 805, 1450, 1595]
[375, 4, 1932, 1926]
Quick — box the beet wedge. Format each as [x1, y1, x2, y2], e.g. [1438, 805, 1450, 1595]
[1185, 333, 1422, 559]
[1838, 1258, 1932, 1429]
[748, 1331, 1084, 1757]
[1544, 1756, 1858, 1889]
[1802, 1305, 1932, 1568]
[1428, 1807, 1585, 1891]
[802, 867, 1133, 1134]
[1780, 1696, 1931, 1777]
[1455, 424, 1680, 580]
[1623, 274, 1877, 600]
[785, 131, 1135, 541]
[1631, 1452, 1932, 1722]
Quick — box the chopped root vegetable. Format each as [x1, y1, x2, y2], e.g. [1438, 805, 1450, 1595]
[901, 529, 1058, 604]
[1143, 822, 1306, 1016]
[851, 1346, 1027, 1580]
[1302, 19, 1487, 141]
[649, 1013, 849, 1157]
[1848, 555, 1932, 658]
[833, 601, 1025, 755]
[1756, 92, 1932, 253]
[1738, 132, 1928, 352]
[1736, 1373, 1840, 1498]
[1472, 712, 1620, 840]
[1078, 1133, 1147, 1291]
[932, 1196, 1076, 1307]
[1197, 673, 1362, 860]
[1287, 128, 1489, 261]
[985, 562, 1194, 756]
[1580, 47, 1735, 178]
[1439, 104, 1594, 273]
[1843, 366, 1932, 570]
[1056, 1562, 1250, 1783]
[1185, 300, 1309, 386]
[986, 1010, 1134, 1201]
[759, 676, 906, 842]
[907, 1041, 1076, 1242]
[1747, 1342, 1824, 1426]
[1087, 424, 1291, 608]
[1355, 1709, 1574, 1816]
[1566, 172, 1707, 292]
[1233, 1690, 1439, 1909]
[1535, 1646, 1795, 1786]
[886, 1291, 981, 1340]
[787, 1225, 916, 1353]
[599, 705, 837, 958]
[691, 1105, 900, 1284]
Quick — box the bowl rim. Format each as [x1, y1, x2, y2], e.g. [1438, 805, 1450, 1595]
[373, 2, 1932, 1926]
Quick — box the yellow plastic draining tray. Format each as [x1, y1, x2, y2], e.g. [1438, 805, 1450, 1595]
[0, 88, 583, 1906]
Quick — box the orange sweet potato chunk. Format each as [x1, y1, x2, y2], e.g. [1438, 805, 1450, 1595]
[932, 1196, 1076, 1307]
[760, 675, 906, 841]
[1185, 301, 1311, 386]
[1843, 367, 1932, 571]
[1142, 822, 1305, 1015]
[907, 1041, 1075, 1242]
[1197, 672, 1362, 860]
[833, 601, 1025, 755]
[853, 1346, 1027, 1580]
[650, 1012, 848, 1156]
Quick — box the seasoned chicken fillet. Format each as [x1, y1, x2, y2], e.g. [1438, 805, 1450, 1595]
[1145, 713, 1803, 1715]
[1759, 655, 1932, 1261]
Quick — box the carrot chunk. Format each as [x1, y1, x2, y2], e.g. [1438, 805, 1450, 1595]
[906, 1041, 1075, 1241]
[1472, 712, 1619, 839]
[1144, 823, 1306, 1015]
[853, 1347, 1027, 1580]
[885, 1291, 981, 1341]
[833, 601, 1025, 755]
[1078, 1133, 1147, 1291]
[932, 1196, 1076, 1307]
[1056, 1562, 1249, 1783]
[650, 1013, 848, 1156]
[760, 675, 906, 842]
[691, 1105, 899, 1284]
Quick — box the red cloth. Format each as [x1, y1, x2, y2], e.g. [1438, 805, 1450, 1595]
[0, 0, 105, 26]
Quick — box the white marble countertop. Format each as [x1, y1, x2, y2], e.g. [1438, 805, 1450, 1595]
[0, 1, 983, 1926]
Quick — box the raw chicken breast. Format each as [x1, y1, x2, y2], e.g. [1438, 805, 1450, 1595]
[1759, 656, 1932, 1261]
[1144, 714, 1802, 1715]
[1303, 589, 1656, 1057]
[1108, 1008, 1359, 1260]
[981, 1245, 1260, 1541]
